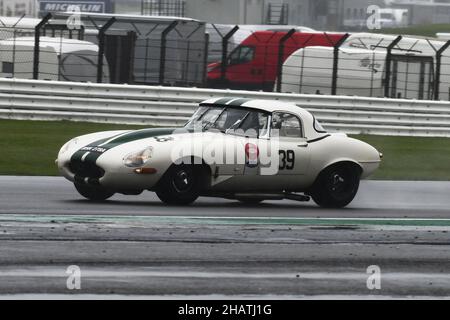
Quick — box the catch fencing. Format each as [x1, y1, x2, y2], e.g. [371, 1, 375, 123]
[2, 15, 450, 101]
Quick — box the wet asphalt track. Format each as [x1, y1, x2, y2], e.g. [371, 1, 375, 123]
[1, 176, 450, 217]
[0, 176, 449, 298]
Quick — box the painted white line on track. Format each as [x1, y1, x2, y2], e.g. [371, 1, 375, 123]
[0, 294, 449, 300]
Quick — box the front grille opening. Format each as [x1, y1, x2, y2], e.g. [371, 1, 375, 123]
[69, 161, 105, 179]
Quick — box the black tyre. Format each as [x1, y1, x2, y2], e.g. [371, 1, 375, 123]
[236, 198, 264, 205]
[74, 183, 115, 201]
[156, 164, 202, 205]
[310, 163, 361, 208]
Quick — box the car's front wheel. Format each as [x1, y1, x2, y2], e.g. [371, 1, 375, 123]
[156, 164, 202, 205]
[74, 183, 115, 201]
[310, 163, 361, 208]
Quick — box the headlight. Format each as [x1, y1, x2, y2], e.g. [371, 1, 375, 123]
[123, 147, 153, 167]
[59, 138, 79, 155]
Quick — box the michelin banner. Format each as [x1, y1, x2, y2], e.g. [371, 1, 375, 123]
[39, 0, 112, 14]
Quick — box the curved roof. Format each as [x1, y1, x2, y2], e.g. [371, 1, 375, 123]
[56, 12, 202, 23]
[0, 36, 99, 54]
[0, 17, 41, 28]
[200, 97, 322, 140]
[343, 32, 444, 52]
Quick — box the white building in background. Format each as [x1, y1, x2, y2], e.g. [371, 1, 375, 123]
[389, 0, 450, 25]
[0, 0, 37, 17]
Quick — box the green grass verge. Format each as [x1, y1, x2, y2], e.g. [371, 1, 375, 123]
[373, 24, 450, 37]
[0, 119, 449, 180]
[353, 134, 450, 180]
[0, 120, 146, 176]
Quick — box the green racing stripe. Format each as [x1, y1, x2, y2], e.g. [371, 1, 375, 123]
[226, 98, 254, 107]
[70, 134, 124, 164]
[70, 128, 177, 169]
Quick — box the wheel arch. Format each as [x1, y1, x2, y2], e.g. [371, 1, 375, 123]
[320, 159, 363, 176]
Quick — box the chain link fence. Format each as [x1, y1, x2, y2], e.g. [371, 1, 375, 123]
[1, 14, 450, 101]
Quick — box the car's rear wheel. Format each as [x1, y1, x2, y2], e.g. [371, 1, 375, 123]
[310, 163, 361, 208]
[156, 164, 202, 205]
[74, 183, 115, 201]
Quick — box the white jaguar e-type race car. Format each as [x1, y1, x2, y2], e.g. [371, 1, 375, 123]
[57, 98, 382, 208]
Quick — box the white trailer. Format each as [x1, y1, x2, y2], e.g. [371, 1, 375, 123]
[281, 46, 387, 97]
[280, 33, 450, 100]
[65, 13, 207, 86]
[0, 36, 109, 82]
[377, 8, 409, 28]
[0, 17, 40, 40]
[437, 33, 450, 41]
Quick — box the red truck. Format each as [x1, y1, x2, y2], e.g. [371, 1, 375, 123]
[207, 31, 347, 91]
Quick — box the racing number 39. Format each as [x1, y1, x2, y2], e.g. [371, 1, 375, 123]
[279, 150, 295, 170]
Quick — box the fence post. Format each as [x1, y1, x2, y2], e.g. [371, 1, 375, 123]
[276, 28, 296, 92]
[384, 36, 402, 98]
[331, 33, 350, 96]
[434, 40, 450, 100]
[96, 17, 116, 84]
[220, 25, 239, 84]
[159, 21, 178, 85]
[33, 13, 52, 80]
[184, 22, 205, 86]
[12, 29, 17, 78]
[202, 33, 210, 87]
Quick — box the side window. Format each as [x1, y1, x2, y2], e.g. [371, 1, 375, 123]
[271, 112, 303, 138]
[228, 46, 255, 65]
[214, 108, 248, 131]
[313, 116, 327, 133]
[236, 111, 269, 138]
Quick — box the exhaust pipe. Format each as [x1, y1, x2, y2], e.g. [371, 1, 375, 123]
[232, 193, 310, 202]
[284, 193, 310, 202]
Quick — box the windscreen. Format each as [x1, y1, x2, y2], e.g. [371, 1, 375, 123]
[185, 106, 269, 137]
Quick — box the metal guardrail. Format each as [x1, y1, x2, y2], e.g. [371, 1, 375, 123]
[1, 78, 450, 137]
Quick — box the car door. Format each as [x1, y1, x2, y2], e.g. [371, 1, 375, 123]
[226, 45, 257, 88]
[236, 111, 311, 191]
[270, 112, 311, 189]
[207, 108, 311, 192]
[210, 109, 267, 191]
